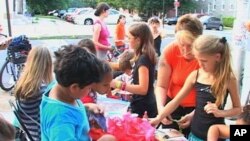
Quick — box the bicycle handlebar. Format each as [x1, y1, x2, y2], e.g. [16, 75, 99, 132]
[0, 33, 7, 38]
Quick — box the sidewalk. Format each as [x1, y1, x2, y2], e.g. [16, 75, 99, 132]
[0, 14, 200, 118]
[1, 14, 175, 39]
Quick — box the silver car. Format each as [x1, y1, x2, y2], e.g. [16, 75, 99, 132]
[199, 16, 224, 31]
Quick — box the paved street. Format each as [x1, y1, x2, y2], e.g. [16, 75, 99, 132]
[0, 14, 235, 123]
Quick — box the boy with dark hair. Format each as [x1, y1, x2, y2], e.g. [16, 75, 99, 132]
[40, 45, 115, 141]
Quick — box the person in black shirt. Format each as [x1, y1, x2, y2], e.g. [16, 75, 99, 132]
[148, 16, 162, 57]
[111, 22, 157, 118]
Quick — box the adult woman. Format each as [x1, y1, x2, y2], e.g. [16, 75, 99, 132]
[151, 35, 241, 140]
[93, 2, 112, 60]
[111, 23, 157, 118]
[14, 46, 53, 141]
[154, 14, 203, 137]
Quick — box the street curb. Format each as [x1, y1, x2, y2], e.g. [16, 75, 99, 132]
[29, 35, 92, 40]
[29, 34, 175, 40]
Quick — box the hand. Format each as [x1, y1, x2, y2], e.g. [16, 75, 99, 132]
[84, 103, 104, 114]
[161, 116, 173, 125]
[204, 101, 221, 117]
[149, 115, 161, 127]
[108, 45, 114, 51]
[0, 37, 12, 50]
[178, 114, 192, 129]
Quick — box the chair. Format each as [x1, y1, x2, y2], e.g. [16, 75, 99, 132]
[9, 99, 34, 141]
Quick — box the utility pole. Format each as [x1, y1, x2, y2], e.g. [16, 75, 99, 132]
[162, 0, 165, 28]
[5, 0, 12, 36]
[231, 0, 250, 103]
[174, 0, 179, 17]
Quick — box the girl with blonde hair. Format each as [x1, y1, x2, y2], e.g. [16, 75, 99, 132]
[14, 46, 53, 141]
[151, 35, 241, 140]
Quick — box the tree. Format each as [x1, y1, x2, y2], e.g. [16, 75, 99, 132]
[26, 0, 91, 15]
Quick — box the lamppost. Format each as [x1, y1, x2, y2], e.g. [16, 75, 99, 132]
[231, 0, 250, 103]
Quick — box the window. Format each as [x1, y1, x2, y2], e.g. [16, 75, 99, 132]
[230, 4, 234, 11]
[212, 0, 216, 11]
[221, 0, 225, 11]
[213, 5, 216, 10]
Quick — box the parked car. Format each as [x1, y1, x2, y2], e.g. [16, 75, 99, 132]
[57, 10, 67, 18]
[164, 17, 178, 25]
[199, 16, 224, 31]
[61, 8, 77, 19]
[65, 8, 93, 22]
[191, 13, 206, 18]
[48, 10, 59, 16]
[74, 9, 133, 25]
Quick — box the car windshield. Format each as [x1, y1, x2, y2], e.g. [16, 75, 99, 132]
[199, 16, 210, 22]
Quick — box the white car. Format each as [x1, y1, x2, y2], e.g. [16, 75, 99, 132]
[74, 9, 132, 25]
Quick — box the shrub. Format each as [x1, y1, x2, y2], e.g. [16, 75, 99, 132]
[222, 16, 235, 27]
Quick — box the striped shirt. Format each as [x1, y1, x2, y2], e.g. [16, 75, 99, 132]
[17, 85, 47, 141]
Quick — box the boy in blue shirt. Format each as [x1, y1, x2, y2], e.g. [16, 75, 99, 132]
[40, 45, 115, 141]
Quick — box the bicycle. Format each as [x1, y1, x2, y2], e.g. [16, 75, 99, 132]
[106, 45, 127, 62]
[0, 34, 31, 91]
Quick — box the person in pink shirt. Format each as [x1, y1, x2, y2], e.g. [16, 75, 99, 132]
[93, 2, 112, 60]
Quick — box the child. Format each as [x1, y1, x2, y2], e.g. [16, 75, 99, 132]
[78, 38, 96, 55]
[14, 46, 53, 141]
[113, 50, 134, 101]
[111, 23, 157, 118]
[207, 104, 250, 141]
[0, 115, 16, 140]
[148, 16, 162, 57]
[40, 45, 115, 141]
[114, 15, 126, 53]
[81, 61, 113, 103]
[150, 35, 241, 140]
[115, 50, 134, 84]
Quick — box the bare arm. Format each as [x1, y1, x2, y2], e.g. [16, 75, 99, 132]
[108, 62, 120, 71]
[111, 65, 149, 95]
[151, 71, 197, 125]
[221, 76, 241, 117]
[155, 53, 171, 113]
[205, 76, 241, 118]
[123, 65, 149, 95]
[93, 23, 111, 50]
[207, 124, 230, 141]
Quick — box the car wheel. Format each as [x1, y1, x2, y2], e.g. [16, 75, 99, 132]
[203, 24, 207, 30]
[84, 19, 93, 25]
[218, 25, 223, 31]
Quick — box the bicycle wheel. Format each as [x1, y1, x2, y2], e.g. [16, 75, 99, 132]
[0, 60, 16, 91]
